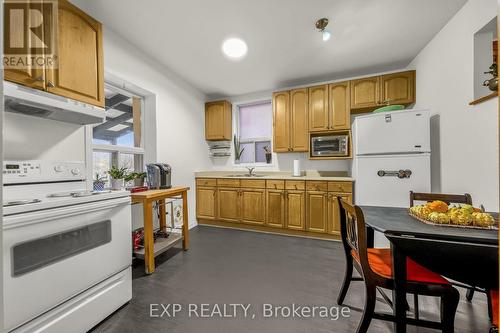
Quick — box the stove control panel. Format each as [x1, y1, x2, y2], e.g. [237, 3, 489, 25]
[3, 160, 86, 184]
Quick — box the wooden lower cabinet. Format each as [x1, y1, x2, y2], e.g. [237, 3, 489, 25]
[217, 188, 240, 222]
[198, 178, 352, 239]
[266, 189, 285, 228]
[240, 188, 266, 225]
[306, 191, 328, 233]
[327, 193, 352, 235]
[196, 186, 217, 220]
[286, 190, 305, 230]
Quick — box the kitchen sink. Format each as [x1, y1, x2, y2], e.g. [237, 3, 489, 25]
[224, 174, 265, 177]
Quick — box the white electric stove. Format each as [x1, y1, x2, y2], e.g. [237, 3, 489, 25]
[3, 160, 132, 333]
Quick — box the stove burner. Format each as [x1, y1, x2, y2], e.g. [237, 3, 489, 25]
[3, 199, 42, 207]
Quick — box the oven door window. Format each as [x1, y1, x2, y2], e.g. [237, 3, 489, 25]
[12, 220, 111, 277]
[314, 139, 341, 155]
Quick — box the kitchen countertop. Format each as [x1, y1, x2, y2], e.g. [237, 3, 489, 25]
[195, 170, 354, 182]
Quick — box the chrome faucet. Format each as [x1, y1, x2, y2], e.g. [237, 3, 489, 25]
[246, 167, 255, 176]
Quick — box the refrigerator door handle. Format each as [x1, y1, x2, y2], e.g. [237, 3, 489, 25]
[377, 169, 412, 179]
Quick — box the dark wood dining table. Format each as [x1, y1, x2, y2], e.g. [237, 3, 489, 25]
[361, 206, 499, 333]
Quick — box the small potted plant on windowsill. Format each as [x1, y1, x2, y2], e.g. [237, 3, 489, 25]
[263, 146, 272, 164]
[134, 172, 147, 187]
[93, 173, 106, 191]
[108, 165, 128, 190]
[234, 135, 245, 163]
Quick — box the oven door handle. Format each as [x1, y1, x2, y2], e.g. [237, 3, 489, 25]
[3, 197, 131, 230]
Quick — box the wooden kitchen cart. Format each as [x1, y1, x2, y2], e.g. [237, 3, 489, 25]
[131, 187, 190, 274]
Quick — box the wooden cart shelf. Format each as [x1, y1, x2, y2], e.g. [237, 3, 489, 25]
[134, 233, 184, 260]
[130, 186, 190, 274]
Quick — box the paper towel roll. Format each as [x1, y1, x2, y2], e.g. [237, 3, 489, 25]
[293, 159, 301, 177]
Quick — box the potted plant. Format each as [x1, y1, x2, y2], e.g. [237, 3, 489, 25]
[134, 172, 147, 187]
[233, 135, 245, 163]
[263, 146, 272, 164]
[108, 165, 128, 190]
[124, 172, 136, 187]
[93, 173, 106, 191]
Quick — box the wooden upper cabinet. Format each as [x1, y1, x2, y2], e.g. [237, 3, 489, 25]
[350, 76, 380, 109]
[329, 81, 350, 130]
[205, 100, 232, 141]
[380, 70, 415, 105]
[308, 85, 329, 132]
[4, 0, 104, 106]
[4, 0, 46, 90]
[290, 88, 309, 152]
[272, 91, 290, 152]
[45, 0, 104, 107]
[4, 1, 45, 89]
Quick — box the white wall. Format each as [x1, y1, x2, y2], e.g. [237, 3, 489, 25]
[98, 28, 212, 227]
[407, 0, 499, 211]
[71, 0, 213, 227]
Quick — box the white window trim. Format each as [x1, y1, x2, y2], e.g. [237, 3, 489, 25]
[232, 99, 276, 168]
[85, 73, 156, 189]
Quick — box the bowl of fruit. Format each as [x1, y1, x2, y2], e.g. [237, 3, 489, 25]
[409, 200, 497, 229]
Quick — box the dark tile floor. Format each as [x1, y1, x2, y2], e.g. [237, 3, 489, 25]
[91, 226, 490, 333]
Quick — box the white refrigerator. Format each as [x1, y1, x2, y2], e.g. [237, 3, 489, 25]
[352, 109, 431, 246]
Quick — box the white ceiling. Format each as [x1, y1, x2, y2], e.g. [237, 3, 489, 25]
[77, 0, 467, 98]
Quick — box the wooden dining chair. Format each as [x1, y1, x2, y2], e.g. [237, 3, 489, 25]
[336, 197, 460, 333]
[409, 191, 472, 207]
[410, 191, 479, 301]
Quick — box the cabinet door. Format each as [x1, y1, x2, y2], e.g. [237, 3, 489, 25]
[290, 88, 309, 152]
[306, 191, 327, 233]
[206, 101, 231, 141]
[45, 0, 104, 107]
[217, 188, 240, 222]
[266, 189, 285, 228]
[329, 81, 351, 130]
[380, 71, 415, 105]
[350, 76, 380, 109]
[327, 193, 352, 235]
[286, 190, 305, 230]
[3, 1, 46, 90]
[273, 91, 290, 152]
[240, 188, 265, 225]
[308, 85, 329, 132]
[196, 187, 217, 220]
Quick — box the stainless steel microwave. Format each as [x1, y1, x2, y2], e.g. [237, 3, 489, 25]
[311, 135, 349, 157]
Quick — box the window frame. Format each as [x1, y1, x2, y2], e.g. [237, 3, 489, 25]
[86, 80, 147, 189]
[233, 100, 274, 167]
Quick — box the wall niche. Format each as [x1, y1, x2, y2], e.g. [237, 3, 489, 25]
[471, 16, 497, 105]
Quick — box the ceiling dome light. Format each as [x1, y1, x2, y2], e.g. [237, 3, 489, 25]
[222, 38, 248, 59]
[315, 18, 331, 42]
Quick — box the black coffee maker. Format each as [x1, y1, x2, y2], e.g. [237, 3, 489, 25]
[146, 163, 172, 189]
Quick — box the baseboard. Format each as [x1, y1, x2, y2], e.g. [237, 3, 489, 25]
[197, 219, 341, 241]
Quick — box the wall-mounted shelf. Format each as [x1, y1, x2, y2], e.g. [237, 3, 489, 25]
[469, 92, 497, 105]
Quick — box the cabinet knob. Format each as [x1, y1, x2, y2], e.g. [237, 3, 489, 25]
[47, 81, 55, 88]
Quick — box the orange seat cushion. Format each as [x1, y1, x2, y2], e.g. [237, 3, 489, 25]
[491, 290, 499, 327]
[351, 248, 450, 285]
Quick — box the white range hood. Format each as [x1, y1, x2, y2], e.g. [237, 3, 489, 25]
[3, 81, 105, 125]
